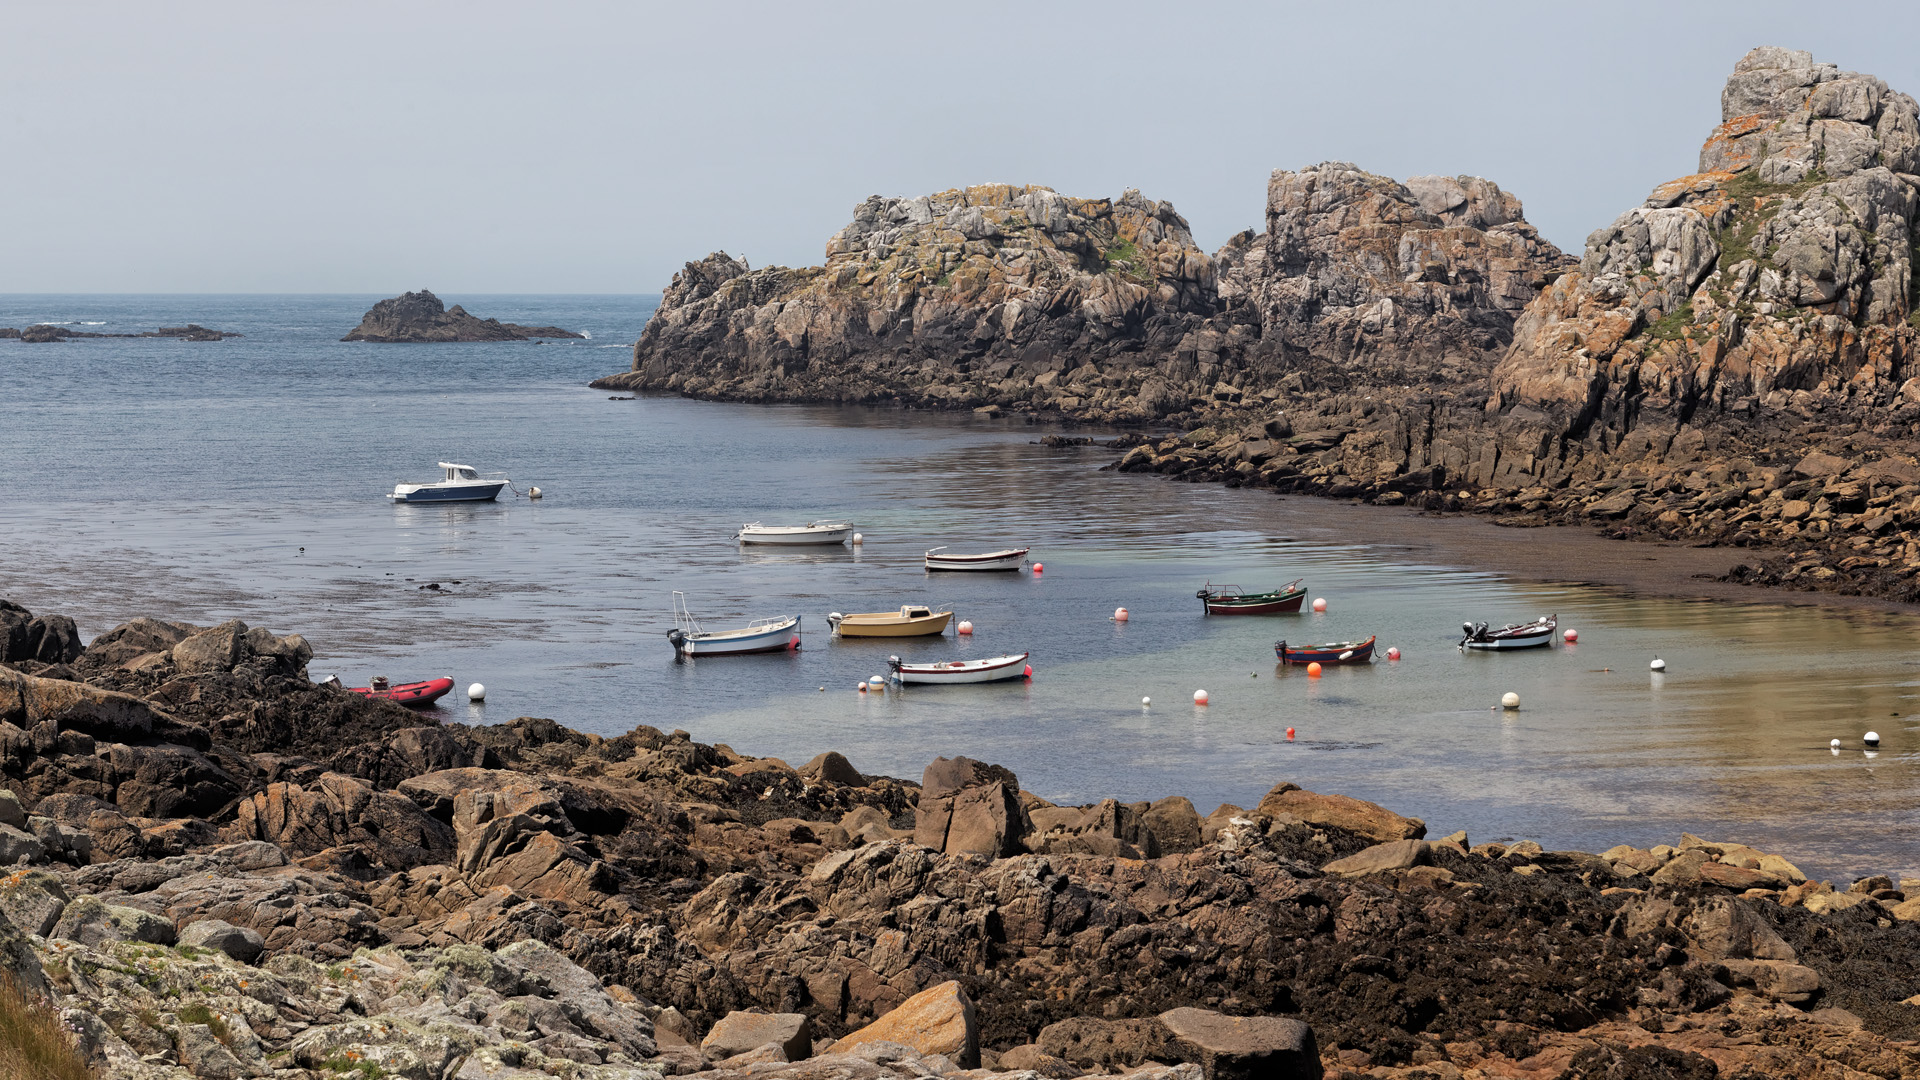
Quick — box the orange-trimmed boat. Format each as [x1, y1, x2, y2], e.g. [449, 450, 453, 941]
[347, 676, 455, 707]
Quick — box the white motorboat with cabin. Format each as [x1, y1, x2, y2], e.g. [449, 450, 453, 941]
[388, 462, 511, 503]
[924, 546, 1030, 572]
[666, 592, 801, 656]
[735, 520, 854, 545]
[888, 652, 1031, 684]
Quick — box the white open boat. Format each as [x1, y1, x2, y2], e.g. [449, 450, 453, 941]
[1461, 614, 1558, 650]
[889, 652, 1030, 684]
[736, 520, 854, 545]
[924, 546, 1030, 572]
[667, 592, 801, 656]
[388, 462, 510, 503]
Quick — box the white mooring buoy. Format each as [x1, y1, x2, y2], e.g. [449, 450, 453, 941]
[1865, 731, 1882, 748]
[1650, 656, 1667, 672]
[467, 683, 486, 702]
[1501, 692, 1520, 710]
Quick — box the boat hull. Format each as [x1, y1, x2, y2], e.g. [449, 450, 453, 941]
[738, 524, 853, 545]
[349, 677, 455, 706]
[671, 616, 802, 655]
[1462, 631, 1554, 650]
[1202, 592, 1305, 615]
[831, 612, 953, 637]
[925, 547, 1029, 572]
[1274, 636, 1376, 664]
[892, 653, 1030, 684]
[391, 482, 507, 503]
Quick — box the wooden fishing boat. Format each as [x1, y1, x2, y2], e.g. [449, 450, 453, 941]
[925, 546, 1029, 572]
[1460, 614, 1557, 650]
[889, 652, 1030, 684]
[346, 676, 454, 706]
[666, 592, 800, 656]
[1274, 636, 1376, 664]
[736, 520, 854, 545]
[827, 605, 953, 637]
[1198, 578, 1306, 615]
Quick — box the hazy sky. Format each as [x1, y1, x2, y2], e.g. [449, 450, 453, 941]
[5, 1, 1917, 294]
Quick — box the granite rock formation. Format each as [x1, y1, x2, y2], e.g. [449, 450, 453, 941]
[593, 184, 1238, 418]
[1215, 164, 1573, 389]
[342, 289, 583, 342]
[7, 597, 1920, 1079]
[595, 176, 1569, 423]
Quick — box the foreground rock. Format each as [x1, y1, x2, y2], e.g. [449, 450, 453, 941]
[342, 289, 584, 342]
[8, 597, 1920, 1079]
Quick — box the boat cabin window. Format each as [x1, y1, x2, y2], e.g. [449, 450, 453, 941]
[906, 607, 931, 618]
[456, 468, 479, 480]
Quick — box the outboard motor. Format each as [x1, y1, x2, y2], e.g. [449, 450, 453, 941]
[319, 673, 341, 689]
[667, 628, 686, 652]
[887, 654, 902, 671]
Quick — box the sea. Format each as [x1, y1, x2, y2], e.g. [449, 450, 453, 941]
[2, 294, 1916, 882]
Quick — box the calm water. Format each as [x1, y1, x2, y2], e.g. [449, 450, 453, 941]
[3, 294, 1916, 881]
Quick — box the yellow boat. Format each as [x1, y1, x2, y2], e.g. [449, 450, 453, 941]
[826, 605, 953, 637]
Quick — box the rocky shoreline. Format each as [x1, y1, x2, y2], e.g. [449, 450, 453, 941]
[4, 596, 1920, 1079]
[343, 291, 583, 343]
[595, 46, 1920, 605]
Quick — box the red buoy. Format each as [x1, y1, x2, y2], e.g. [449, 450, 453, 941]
[1024, 664, 1033, 678]
[1286, 727, 1295, 740]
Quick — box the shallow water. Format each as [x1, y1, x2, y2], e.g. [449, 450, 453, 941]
[3, 294, 1916, 881]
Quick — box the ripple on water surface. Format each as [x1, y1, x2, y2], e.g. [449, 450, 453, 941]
[1, 293, 1916, 881]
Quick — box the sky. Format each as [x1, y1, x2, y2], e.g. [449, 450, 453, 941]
[4, 1, 1918, 294]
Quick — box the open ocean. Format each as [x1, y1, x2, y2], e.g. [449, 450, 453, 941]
[3, 293, 1917, 881]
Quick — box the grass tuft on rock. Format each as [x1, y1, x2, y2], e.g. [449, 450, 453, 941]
[0, 976, 93, 1080]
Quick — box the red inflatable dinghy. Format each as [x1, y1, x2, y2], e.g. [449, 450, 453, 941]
[348, 676, 454, 707]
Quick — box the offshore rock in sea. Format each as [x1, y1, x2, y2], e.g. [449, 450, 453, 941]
[592, 184, 1233, 419]
[1214, 163, 1573, 389]
[1494, 45, 1920, 425]
[341, 288, 583, 342]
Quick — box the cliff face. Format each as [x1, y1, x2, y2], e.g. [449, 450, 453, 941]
[595, 173, 1568, 420]
[1495, 46, 1920, 428]
[1217, 164, 1572, 388]
[597, 184, 1236, 419]
[342, 289, 583, 342]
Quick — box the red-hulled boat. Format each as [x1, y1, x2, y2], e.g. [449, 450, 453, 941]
[1274, 636, 1376, 665]
[347, 676, 455, 707]
[1198, 578, 1306, 615]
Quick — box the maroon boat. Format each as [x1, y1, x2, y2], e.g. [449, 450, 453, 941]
[1274, 636, 1376, 665]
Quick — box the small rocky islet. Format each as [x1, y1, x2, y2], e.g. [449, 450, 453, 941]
[594, 45, 1920, 604]
[342, 290, 584, 343]
[3, 324, 237, 342]
[4, 597, 1920, 1079]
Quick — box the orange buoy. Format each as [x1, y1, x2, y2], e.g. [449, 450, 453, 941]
[958, 620, 974, 635]
[1311, 597, 1327, 612]
[1032, 562, 1043, 574]
[1023, 664, 1033, 677]
[1306, 662, 1322, 677]
[1193, 689, 1209, 705]
[1386, 647, 1400, 661]
[1114, 607, 1129, 622]
[1286, 727, 1295, 739]
[1563, 628, 1578, 643]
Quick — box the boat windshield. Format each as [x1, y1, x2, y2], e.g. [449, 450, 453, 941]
[456, 468, 479, 480]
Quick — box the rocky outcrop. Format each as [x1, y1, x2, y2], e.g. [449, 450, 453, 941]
[593, 184, 1233, 417]
[341, 289, 583, 342]
[7, 323, 239, 342]
[1215, 163, 1572, 388]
